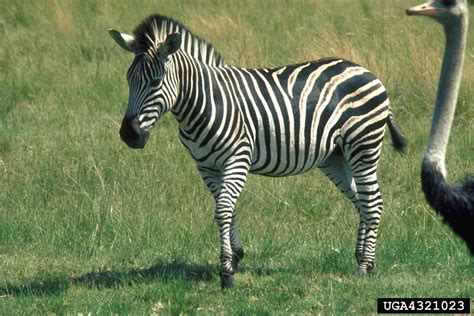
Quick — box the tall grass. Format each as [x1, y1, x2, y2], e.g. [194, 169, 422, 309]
[1, 0, 473, 313]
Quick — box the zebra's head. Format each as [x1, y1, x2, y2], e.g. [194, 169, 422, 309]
[406, 0, 468, 25]
[109, 27, 181, 149]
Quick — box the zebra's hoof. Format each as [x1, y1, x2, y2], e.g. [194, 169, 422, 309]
[355, 264, 377, 277]
[355, 267, 368, 277]
[367, 264, 378, 275]
[220, 272, 235, 289]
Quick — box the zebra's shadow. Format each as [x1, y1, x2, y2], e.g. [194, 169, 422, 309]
[0, 256, 348, 297]
[0, 259, 218, 297]
[0, 258, 290, 297]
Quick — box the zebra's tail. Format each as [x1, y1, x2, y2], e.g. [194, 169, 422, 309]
[387, 108, 407, 151]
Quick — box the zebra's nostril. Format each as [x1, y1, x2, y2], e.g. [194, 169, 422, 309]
[130, 117, 141, 135]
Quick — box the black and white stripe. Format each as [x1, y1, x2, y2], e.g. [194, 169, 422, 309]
[110, 16, 406, 288]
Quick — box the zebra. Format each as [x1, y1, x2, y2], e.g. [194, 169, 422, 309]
[109, 15, 406, 289]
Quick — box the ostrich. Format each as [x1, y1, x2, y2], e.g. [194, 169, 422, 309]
[406, 0, 473, 255]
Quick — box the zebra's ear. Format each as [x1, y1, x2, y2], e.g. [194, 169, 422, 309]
[108, 29, 136, 53]
[160, 32, 181, 57]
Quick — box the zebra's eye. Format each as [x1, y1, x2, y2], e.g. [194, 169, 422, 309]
[149, 78, 161, 87]
[442, 0, 455, 6]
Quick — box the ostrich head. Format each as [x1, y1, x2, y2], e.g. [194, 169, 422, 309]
[406, 0, 468, 26]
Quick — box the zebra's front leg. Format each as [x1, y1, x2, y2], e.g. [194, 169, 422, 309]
[230, 212, 244, 270]
[215, 199, 237, 289]
[355, 217, 366, 266]
[215, 206, 245, 287]
[200, 163, 249, 289]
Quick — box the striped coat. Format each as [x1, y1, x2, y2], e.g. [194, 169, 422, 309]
[110, 16, 405, 289]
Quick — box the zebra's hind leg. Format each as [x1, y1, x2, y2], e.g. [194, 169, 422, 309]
[349, 161, 383, 276]
[321, 151, 382, 275]
[320, 153, 359, 204]
[319, 153, 365, 265]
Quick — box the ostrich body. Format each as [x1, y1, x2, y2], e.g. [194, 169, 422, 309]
[407, 0, 474, 254]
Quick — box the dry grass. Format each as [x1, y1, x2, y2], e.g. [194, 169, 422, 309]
[0, 0, 473, 314]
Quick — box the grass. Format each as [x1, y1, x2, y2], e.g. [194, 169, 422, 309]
[1, 0, 473, 313]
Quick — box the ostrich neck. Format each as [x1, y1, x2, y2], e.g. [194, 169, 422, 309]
[424, 15, 468, 177]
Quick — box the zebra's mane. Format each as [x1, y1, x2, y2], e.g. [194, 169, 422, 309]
[132, 14, 225, 66]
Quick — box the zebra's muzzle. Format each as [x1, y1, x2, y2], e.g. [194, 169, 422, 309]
[120, 116, 150, 149]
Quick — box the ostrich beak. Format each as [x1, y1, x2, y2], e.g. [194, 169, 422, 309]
[406, 2, 446, 16]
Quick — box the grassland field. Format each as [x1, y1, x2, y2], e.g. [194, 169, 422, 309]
[0, 0, 473, 314]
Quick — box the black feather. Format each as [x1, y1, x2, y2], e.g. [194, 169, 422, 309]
[421, 161, 474, 255]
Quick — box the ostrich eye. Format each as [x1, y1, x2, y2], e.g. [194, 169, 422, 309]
[442, 0, 455, 6]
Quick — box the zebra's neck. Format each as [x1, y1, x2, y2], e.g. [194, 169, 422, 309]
[170, 50, 211, 131]
[423, 13, 468, 177]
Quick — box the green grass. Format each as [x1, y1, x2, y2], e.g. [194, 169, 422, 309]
[1, 0, 473, 314]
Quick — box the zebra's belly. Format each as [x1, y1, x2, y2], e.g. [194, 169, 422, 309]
[248, 139, 335, 177]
